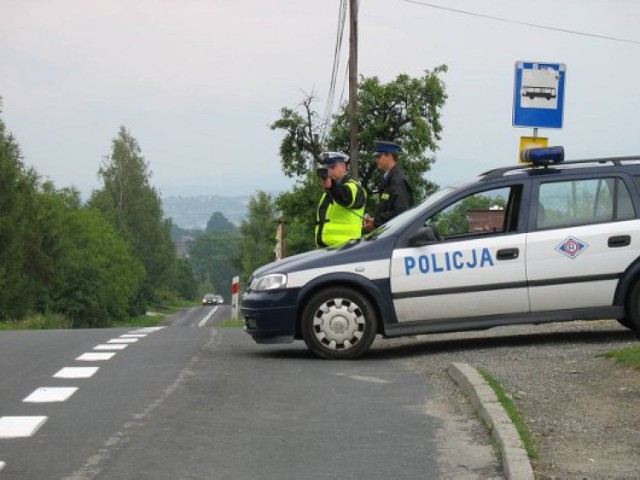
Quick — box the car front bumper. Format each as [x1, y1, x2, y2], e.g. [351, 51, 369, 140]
[241, 289, 300, 343]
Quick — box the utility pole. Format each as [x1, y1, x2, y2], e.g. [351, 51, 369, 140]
[348, 0, 359, 180]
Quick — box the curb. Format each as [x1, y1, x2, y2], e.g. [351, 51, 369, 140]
[447, 362, 535, 480]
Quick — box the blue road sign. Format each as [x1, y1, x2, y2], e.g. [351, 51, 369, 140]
[513, 62, 566, 129]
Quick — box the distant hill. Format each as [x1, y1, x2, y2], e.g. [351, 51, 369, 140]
[162, 195, 249, 229]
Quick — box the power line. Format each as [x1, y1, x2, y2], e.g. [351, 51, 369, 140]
[322, 0, 348, 143]
[403, 0, 640, 45]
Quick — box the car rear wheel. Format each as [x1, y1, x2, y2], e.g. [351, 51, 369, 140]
[301, 287, 378, 359]
[624, 281, 640, 339]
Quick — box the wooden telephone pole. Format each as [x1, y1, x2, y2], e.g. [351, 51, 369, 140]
[348, 0, 359, 180]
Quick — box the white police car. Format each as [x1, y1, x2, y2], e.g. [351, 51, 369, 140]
[241, 147, 640, 359]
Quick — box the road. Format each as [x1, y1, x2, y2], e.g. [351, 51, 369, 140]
[0, 306, 500, 479]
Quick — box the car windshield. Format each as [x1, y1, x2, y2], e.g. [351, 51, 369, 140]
[364, 182, 469, 240]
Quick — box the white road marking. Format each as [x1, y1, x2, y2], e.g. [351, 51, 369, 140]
[53, 367, 99, 378]
[94, 344, 128, 350]
[107, 338, 138, 344]
[335, 373, 391, 384]
[198, 306, 218, 327]
[23, 387, 78, 403]
[0, 460, 5, 471]
[130, 326, 165, 333]
[0, 416, 48, 438]
[76, 352, 116, 361]
[119, 334, 147, 338]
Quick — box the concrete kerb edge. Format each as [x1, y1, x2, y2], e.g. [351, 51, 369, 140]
[447, 362, 535, 480]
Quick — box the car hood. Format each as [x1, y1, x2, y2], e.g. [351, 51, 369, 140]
[249, 236, 397, 279]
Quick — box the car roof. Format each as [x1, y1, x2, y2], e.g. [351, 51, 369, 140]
[481, 155, 640, 181]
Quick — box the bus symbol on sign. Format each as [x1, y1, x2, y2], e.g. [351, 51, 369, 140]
[522, 86, 556, 101]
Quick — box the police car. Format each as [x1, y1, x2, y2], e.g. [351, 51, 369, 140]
[241, 147, 640, 359]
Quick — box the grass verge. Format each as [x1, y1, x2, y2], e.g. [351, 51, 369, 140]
[598, 345, 640, 369]
[0, 314, 71, 330]
[478, 368, 539, 460]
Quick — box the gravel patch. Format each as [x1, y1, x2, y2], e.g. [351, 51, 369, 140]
[371, 320, 640, 479]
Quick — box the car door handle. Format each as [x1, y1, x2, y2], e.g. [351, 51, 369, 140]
[496, 248, 519, 260]
[608, 235, 631, 248]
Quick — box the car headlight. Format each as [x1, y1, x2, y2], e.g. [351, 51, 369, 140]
[250, 273, 287, 291]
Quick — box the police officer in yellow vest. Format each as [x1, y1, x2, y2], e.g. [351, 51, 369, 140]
[315, 152, 367, 248]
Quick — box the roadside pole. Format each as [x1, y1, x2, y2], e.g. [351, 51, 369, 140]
[231, 276, 240, 320]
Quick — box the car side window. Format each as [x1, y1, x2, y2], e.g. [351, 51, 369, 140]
[537, 177, 635, 229]
[428, 186, 519, 239]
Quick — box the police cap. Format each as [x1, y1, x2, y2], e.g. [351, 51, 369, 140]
[374, 140, 401, 155]
[319, 152, 349, 165]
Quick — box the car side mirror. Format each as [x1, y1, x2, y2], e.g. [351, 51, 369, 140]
[409, 226, 440, 247]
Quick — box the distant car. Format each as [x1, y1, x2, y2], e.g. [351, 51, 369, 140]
[202, 294, 216, 306]
[202, 293, 224, 306]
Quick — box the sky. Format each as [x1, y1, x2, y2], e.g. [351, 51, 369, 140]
[2, 0, 639, 199]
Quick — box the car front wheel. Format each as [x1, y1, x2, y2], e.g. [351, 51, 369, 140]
[301, 287, 378, 359]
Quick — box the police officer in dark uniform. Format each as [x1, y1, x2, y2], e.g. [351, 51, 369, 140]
[364, 140, 414, 232]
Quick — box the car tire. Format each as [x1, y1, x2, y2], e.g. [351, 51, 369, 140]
[625, 281, 640, 339]
[301, 287, 378, 359]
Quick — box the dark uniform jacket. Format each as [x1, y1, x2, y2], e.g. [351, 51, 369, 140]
[373, 165, 414, 227]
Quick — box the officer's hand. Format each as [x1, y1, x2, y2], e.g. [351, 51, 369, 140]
[363, 216, 375, 232]
[321, 177, 332, 189]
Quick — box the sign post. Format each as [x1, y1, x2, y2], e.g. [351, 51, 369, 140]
[513, 61, 566, 128]
[514, 61, 566, 162]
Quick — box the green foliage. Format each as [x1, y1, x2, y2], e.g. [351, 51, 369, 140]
[0, 314, 71, 330]
[238, 191, 279, 285]
[0, 111, 40, 319]
[329, 66, 447, 202]
[189, 231, 241, 301]
[168, 257, 199, 301]
[270, 67, 448, 256]
[276, 176, 322, 255]
[433, 194, 507, 237]
[90, 126, 179, 312]
[206, 211, 237, 233]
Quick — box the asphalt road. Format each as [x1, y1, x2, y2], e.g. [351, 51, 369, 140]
[0, 306, 498, 479]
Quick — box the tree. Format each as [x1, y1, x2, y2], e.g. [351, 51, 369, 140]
[238, 191, 278, 285]
[205, 211, 237, 233]
[90, 126, 178, 312]
[328, 66, 448, 201]
[188, 231, 240, 302]
[0, 104, 39, 319]
[271, 67, 448, 254]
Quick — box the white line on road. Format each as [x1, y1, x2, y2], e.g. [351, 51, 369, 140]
[94, 344, 128, 350]
[107, 338, 138, 344]
[119, 334, 147, 338]
[199, 306, 218, 327]
[0, 416, 48, 438]
[76, 352, 116, 361]
[335, 373, 391, 384]
[53, 367, 99, 378]
[23, 387, 78, 403]
[130, 327, 165, 333]
[0, 460, 5, 471]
